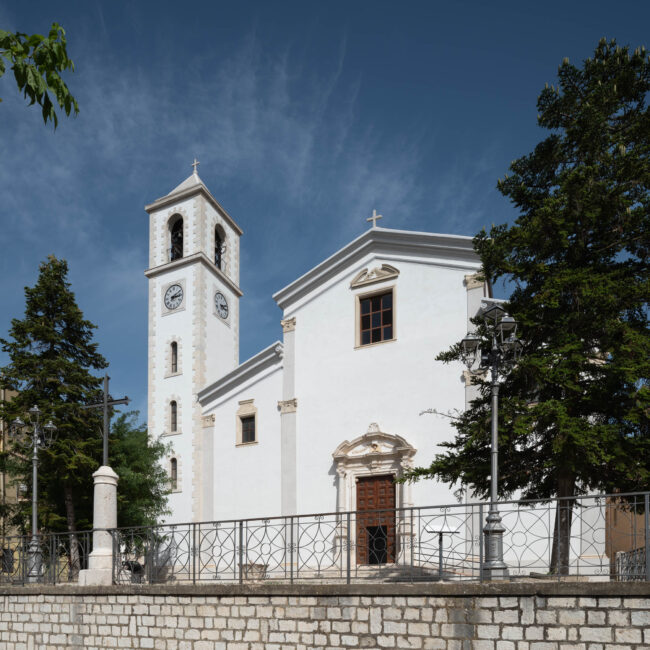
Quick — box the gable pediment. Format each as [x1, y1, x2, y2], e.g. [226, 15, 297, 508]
[273, 228, 479, 311]
[349, 264, 400, 289]
[333, 424, 416, 463]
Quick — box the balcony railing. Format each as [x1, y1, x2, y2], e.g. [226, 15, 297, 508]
[110, 492, 650, 585]
[2, 492, 646, 585]
[0, 530, 92, 585]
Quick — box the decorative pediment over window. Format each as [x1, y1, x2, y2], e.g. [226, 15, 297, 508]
[332, 423, 416, 465]
[350, 264, 400, 289]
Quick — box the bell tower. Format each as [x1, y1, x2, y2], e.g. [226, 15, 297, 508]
[145, 162, 243, 523]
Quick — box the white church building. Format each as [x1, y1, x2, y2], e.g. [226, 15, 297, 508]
[144, 166, 488, 528]
[137, 166, 616, 582]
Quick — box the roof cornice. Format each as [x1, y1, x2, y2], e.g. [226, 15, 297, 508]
[144, 252, 243, 297]
[272, 227, 479, 311]
[197, 341, 283, 406]
[145, 184, 243, 236]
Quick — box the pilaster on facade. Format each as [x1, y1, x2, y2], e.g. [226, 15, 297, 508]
[278, 398, 298, 414]
[464, 272, 484, 291]
[462, 369, 487, 386]
[147, 282, 157, 433]
[196, 196, 205, 261]
[280, 316, 297, 515]
[281, 317, 296, 333]
[148, 213, 156, 270]
[191, 263, 208, 522]
[202, 414, 215, 427]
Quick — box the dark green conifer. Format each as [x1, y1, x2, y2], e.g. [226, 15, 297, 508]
[0, 257, 169, 543]
[1, 256, 106, 536]
[406, 40, 650, 572]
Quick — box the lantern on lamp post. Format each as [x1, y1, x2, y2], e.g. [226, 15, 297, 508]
[460, 303, 523, 580]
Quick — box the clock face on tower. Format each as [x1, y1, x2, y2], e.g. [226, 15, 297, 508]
[164, 284, 184, 310]
[215, 292, 229, 319]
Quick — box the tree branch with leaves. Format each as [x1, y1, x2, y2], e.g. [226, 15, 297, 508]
[0, 22, 78, 127]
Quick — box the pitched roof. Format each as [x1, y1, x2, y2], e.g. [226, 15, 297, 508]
[145, 171, 243, 236]
[272, 227, 480, 311]
[168, 171, 204, 195]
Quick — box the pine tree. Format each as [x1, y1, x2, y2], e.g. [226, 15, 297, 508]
[406, 40, 650, 573]
[0, 257, 170, 545]
[1, 256, 106, 538]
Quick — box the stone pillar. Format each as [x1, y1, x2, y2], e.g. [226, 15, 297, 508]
[336, 468, 347, 512]
[279, 317, 297, 515]
[78, 465, 119, 586]
[398, 459, 415, 564]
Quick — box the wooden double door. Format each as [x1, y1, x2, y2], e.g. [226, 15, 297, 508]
[356, 474, 396, 565]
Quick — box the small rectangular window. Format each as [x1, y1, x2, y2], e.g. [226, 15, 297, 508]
[241, 416, 256, 443]
[359, 290, 394, 346]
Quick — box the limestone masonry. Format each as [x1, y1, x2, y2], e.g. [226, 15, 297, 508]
[0, 583, 649, 649]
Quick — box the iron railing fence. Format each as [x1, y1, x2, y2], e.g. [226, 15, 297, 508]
[111, 492, 650, 585]
[616, 546, 646, 581]
[0, 530, 92, 585]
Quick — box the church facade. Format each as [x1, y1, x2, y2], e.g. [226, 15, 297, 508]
[145, 169, 488, 526]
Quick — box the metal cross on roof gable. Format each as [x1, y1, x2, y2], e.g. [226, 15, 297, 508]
[81, 374, 130, 467]
[192, 158, 200, 174]
[366, 209, 383, 228]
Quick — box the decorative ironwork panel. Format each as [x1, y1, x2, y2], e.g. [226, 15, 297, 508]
[106, 491, 650, 584]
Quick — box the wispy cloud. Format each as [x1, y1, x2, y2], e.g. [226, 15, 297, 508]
[0, 20, 502, 422]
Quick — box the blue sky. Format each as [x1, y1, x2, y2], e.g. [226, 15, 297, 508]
[1, 1, 648, 422]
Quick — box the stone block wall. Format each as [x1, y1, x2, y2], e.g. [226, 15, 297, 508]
[0, 583, 649, 649]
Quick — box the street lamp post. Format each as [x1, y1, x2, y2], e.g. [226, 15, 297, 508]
[12, 406, 56, 583]
[460, 304, 522, 580]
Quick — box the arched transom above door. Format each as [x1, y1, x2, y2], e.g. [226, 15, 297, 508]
[332, 423, 417, 512]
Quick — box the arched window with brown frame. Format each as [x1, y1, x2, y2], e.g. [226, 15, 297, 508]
[170, 216, 183, 261]
[171, 342, 178, 373]
[170, 400, 178, 432]
[170, 458, 178, 490]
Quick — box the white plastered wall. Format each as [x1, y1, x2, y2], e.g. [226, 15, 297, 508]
[200, 364, 283, 522]
[288, 253, 477, 515]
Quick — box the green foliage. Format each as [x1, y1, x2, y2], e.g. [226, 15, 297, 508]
[111, 412, 170, 528]
[0, 257, 169, 533]
[0, 22, 78, 127]
[407, 39, 650, 502]
[0, 256, 105, 532]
